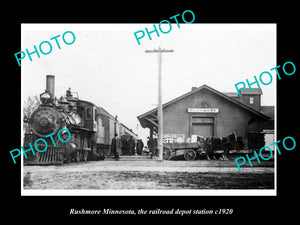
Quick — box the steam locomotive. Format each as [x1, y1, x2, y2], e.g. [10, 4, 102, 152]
[24, 75, 138, 165]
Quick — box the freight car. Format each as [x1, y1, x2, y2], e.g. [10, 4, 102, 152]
[24, 75, 138, 165]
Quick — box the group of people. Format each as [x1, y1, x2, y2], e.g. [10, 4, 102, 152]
[110, 134, 158, 159]
[110, 134, 145, 158]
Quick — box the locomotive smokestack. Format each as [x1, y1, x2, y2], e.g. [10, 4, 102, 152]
[46, 75, 55, 100]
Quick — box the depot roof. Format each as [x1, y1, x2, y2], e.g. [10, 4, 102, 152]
[137, 84, 270, 128]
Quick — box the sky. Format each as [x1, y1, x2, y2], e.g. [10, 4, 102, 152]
[21, 23, 276, 142]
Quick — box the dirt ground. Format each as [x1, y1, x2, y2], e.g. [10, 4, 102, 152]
[23, 157, 274, 190]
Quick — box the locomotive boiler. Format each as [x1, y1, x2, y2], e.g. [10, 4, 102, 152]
[24, 75, 138, 165]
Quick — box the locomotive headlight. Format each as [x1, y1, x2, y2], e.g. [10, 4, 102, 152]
[41, 92, 51, 99]
[40, 91, 52, 104]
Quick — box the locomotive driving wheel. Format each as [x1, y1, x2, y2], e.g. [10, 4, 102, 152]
[184, 149, 196, 161]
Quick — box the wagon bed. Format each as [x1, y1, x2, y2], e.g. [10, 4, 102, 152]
[162, 142, 253, 161]
[163, 142, 203, 161]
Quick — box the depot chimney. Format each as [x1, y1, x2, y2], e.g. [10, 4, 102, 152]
[46, 75, 55, 100]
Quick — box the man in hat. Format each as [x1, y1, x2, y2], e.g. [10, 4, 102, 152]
[110, 133, 121, 159]
[147, 136, 156, 159]
[128, 136, 136, 156]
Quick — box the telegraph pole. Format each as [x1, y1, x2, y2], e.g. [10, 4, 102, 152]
[145, 47, 174, 161]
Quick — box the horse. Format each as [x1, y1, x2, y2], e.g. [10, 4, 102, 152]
[204, 132, 244, 160]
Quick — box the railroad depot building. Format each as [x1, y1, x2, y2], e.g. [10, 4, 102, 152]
[137, 85, 274, 149]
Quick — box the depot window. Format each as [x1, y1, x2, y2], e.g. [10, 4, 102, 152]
[250, 97, 254, 104]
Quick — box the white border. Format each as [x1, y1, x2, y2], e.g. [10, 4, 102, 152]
[22, 189, 276, 196]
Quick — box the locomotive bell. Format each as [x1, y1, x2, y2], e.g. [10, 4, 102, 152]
[58, 95, 69, 104]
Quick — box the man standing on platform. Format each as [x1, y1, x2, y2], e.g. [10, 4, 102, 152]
[137, 139, 144, 155]
[128, 136, 136, 155]
[110, 133, 122, 159]
[147, 136, 156, 159]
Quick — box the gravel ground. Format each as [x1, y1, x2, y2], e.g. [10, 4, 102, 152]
[23, 158, 274, 190]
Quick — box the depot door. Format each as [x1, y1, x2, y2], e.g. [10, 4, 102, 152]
[191, 117, 214, 137]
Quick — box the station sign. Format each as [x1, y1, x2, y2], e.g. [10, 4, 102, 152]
[187, 108, 219, 113]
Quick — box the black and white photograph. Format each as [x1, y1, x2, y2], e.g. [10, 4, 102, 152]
[20, 23, 276, 195]
[3, 3, 299, 221]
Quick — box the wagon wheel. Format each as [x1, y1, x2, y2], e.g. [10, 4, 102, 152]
[163, 146, 173, 160]
[184, 149, 196, 161]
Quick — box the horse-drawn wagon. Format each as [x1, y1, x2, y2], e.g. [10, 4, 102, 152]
[162, 136, 206, 161]
[161, 132, 244, 161]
